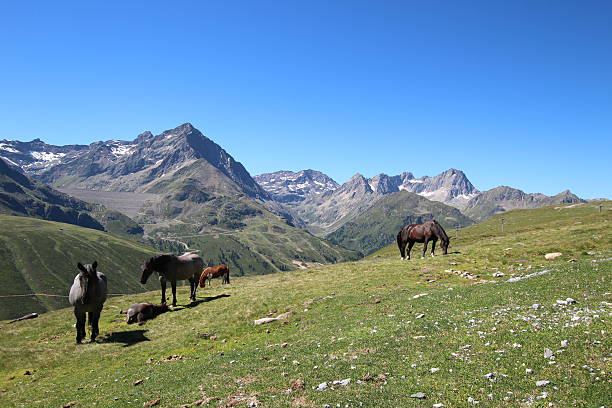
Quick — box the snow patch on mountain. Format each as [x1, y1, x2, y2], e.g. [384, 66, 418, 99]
[0, 143, 19, 153]
[110, 144, 136, 157]
[30, 151, 66, 162]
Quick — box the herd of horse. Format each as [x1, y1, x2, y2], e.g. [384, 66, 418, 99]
[68, 253, 231, 343]
[68, 220, 450, 344]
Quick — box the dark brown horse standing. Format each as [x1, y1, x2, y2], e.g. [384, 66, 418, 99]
[397, 220, 450, 260]
[198, 264, 230, 288]
[140, 252, 204, 306]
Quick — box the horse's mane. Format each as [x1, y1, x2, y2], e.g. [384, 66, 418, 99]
[431, 220, 449, 242]
[145, 254, 175, 271]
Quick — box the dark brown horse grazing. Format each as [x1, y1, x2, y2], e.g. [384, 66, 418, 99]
[198, 264, 230, 288]
[397, 220, 450, 260]
[140, 252, 204, 306]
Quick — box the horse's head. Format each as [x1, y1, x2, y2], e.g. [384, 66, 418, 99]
[441, 237, 450, 255]
[140, 258, 154, 284]
[77, 261, 97, 303]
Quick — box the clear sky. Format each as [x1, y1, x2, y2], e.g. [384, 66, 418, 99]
[0, 1, 610, 198]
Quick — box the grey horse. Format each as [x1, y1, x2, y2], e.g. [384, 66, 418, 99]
[68, 261, 107, 343]
[140, 252, 204, 307]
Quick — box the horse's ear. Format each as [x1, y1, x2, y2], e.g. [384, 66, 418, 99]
[77, 262, 86, 273]
[92, 261, 98, 270]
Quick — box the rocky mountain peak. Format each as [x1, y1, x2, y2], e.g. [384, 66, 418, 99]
[340, 173, 373, 194]
[254, 169, 338, 203]
[369, 173, 402, 194]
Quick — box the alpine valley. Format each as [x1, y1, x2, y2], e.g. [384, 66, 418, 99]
[1, 123, 584, 270]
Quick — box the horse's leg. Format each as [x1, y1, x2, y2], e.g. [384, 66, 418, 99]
[422, 239, 429, 258]
[159, 276, 167, 305]
[407, 241, 414, 260]
[189, 277, 196, 302]
[90, 311, 100, 342]
[431, 239, 436, 257]
[226, 273, 230, 284]
[74, 309, 86, 344]
[171, 280, 177, 307]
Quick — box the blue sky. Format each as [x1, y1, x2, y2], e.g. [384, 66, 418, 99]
[0, 1, 610, 198]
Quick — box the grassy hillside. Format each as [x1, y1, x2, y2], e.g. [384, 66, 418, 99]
[327, 190, 473, 255]
[0, 216, 160, 320]
[141, 194, 360, 275]
[0, 202, 610, 407]
[463, 187, 584, 222]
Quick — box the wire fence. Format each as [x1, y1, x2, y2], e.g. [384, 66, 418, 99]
[0, 293, 134, 298]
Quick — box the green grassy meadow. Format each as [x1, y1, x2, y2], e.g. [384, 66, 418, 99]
[0, 216, 159, 320]
[0, 202, 610, 407]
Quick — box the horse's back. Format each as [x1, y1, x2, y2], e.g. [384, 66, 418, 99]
[171, 254, 204, 280]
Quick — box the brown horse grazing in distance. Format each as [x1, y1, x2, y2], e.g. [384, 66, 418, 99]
[199, 264, 230, 288]
[140, 252, 204, 306]
[397, 220, 450, 260]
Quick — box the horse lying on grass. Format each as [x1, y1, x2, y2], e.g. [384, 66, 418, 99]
[121, 303, 169, 325]
[198, 264, 230, 288]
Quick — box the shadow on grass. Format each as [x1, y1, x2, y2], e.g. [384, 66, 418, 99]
[101, 329, 150, 347]
[172, 294, 231, 311]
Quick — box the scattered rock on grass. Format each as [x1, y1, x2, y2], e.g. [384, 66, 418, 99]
[536, 380, 550, 387]
[316, 382, 328, 391]
[410, 392, 426, 399]
[544, 253, 562, 260]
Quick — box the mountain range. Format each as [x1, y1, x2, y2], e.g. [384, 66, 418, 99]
[0, 123, 585, 260]
[0, 124, 358, 274]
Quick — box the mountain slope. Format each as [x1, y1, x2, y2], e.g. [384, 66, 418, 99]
[464, 186, 585, 221]
[0, 215, 159, 320]
[0, 158, 142, 237]
[326, 190, 473, 254]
